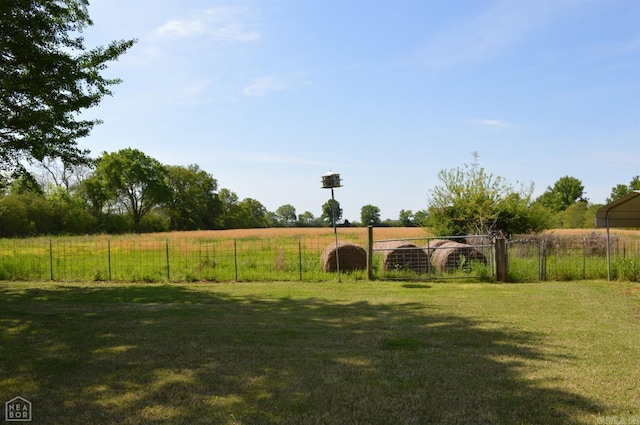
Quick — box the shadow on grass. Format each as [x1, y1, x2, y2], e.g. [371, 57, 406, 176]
[402, 283, 432, 289]
[0, 284, 602, 425]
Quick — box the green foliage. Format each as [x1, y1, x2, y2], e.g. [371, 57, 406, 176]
[614, 257, 640, 282]
[218, 188, 242, 229]
[238, 198, 269, 228]
[275, 204, 297, 227]
[297, 211, 316, 226]
[0, 0, 135, 177]
[606, 175, 640, 203]
[536, 176, 585, 212]
[321, 198, 343, 226]
[0, 193, 34, 236]
[89, 149, 172, 231]
[426, 152, 544, 236]
[559, 201, 589, 228]
[360, 204, 382, 225]
[165, 164, 221, 230]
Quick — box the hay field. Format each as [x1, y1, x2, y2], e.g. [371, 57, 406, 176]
[544, 228, 640, 237]
[146, 227, 640, 242]
[148, 226, 432, 241]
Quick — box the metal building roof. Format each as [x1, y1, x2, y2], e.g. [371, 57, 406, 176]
[595, 190, 640, 228]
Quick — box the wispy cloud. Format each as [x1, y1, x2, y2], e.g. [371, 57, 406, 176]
[468, 119, 515, 130]
[235, 152, 332, 166]
[242, 76, 287, 97]
[242, 74, 313, 97]
[150, 6, 259, 42]
[414, 1, 572, 70]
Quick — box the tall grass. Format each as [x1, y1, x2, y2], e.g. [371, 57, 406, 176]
[0, 229, 638, 282]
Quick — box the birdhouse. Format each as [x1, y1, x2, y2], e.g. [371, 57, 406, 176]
[321, 171, 342, 189]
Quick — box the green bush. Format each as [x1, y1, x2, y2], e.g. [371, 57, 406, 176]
[614, 257, 640, 282]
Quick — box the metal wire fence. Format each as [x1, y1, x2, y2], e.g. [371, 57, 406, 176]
[0, 235, 368, 282]
[508, 233, 640, 281]
[0, 232, 637, 282]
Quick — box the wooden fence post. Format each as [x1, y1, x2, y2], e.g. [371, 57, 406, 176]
[367, 226, 374, 280]
[495, 237, 508, 282]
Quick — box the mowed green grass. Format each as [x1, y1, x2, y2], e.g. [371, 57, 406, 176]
[0, 280, 638, 425]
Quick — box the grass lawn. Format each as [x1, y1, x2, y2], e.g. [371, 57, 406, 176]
[0, 280, 638, 424]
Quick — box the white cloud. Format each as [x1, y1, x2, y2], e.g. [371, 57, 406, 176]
[150, 6, 259, 42]
[242, 76, 287, 97]
[242, 73, 315, 98]
[414, 1, 572, 70]
[468, 119, 514, 129]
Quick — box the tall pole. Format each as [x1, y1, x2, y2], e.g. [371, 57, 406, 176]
[331, 187, 340, 282]
[321, 171, 342, 282]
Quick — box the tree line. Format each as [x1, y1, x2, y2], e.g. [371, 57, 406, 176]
[0, 148, 637, 237]
[0, 148, 350, 236]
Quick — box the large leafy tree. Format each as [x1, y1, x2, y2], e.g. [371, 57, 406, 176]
[87, 149, 171, 231]
[275, 204, 297, 227]
[218, 188, 242, 229]
[0, 0, 134, 178]
[426, 152, 545, 236]
[238, 198, 269, 228]
[165, 164, 221, 230]
[536, 176, 586, 212]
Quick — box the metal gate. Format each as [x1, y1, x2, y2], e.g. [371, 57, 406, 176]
[370, 234, 494, 280]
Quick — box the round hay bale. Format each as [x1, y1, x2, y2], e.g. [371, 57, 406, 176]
[424, 239, 450, 256]
[430, 241, 487, 272]
[373, 241, 430, 272]
[321, 242, 367, 272]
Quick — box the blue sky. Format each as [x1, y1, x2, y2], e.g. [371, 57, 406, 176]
[81, 0, 640, 222]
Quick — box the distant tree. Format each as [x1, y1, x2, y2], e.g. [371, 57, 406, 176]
[8, 172, 43, 195]
[559, 200, 589, 229]
[88, 149, 171, 231]
[427, 152, 544, 236]
[606, 176, 640, 203]
[399, 209, 415, 227]
[238, 198, 269, 228]
[0, 193, 33, 236]
[321, 199, 342, 227]
[275, 204, 297, 227]
[218, 188, 241, 229]
[165, 164, 221, 230]
[298, 211, 315, 226]
[360, 204, 382, 225]
[536, 176, 586, 212]
[0, 0, 134, 179]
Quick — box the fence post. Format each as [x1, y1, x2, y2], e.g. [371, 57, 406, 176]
[166, 239, 170, 281]
[49, 239, 54, 281]
[539, 239, 547, 281]
[234, 239, 238, 282]
[495, 237, 508, 282]
[582, 236, 586, 280]
[108, 240, 112, 281]
[367, 226, 374, 280]
[298, 238, 302, 281]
